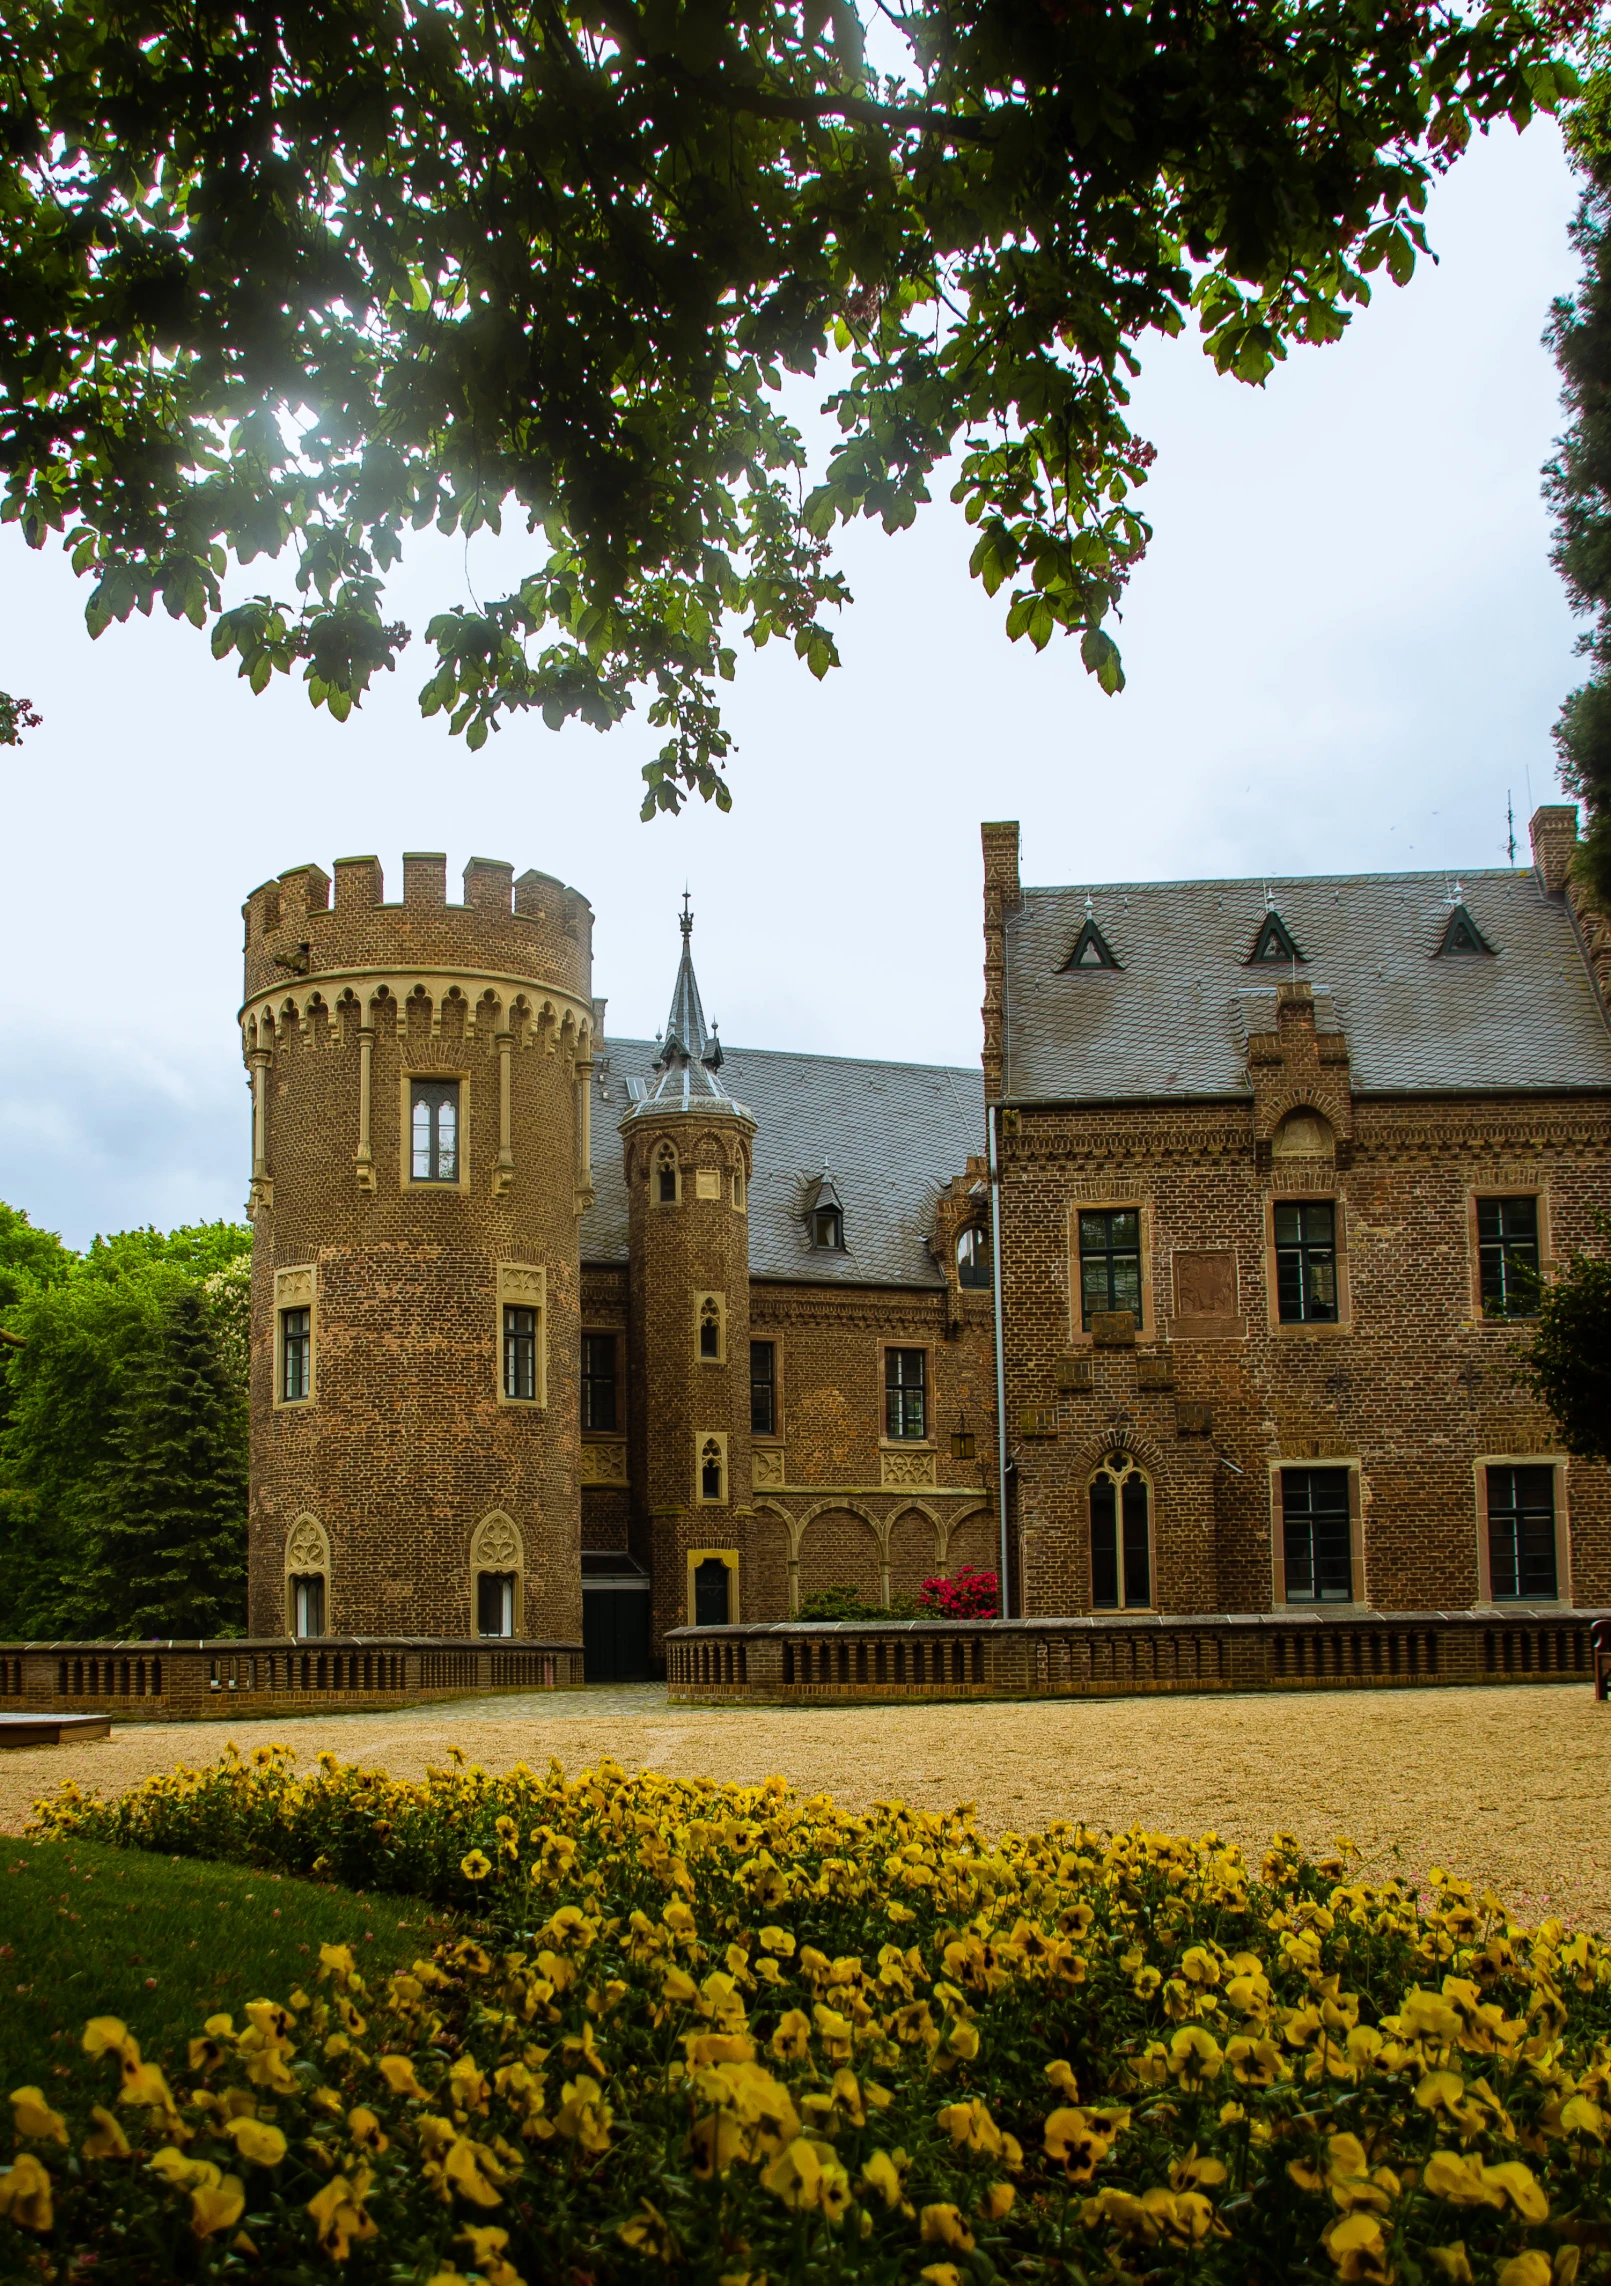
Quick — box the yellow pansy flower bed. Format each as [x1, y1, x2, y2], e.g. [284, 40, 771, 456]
[5, 1746, 1610, 2283]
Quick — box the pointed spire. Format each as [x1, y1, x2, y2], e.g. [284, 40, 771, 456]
[660, 892, 708, 1062]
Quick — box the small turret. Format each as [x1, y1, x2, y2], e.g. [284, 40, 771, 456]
[622, 903, 756, 1667]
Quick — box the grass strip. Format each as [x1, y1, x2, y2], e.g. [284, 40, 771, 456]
[0, 1836, 449, 2094]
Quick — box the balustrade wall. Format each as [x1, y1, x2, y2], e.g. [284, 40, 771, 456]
[665, 1612, 1609, 1703]
[0, 1639, 581, 1721]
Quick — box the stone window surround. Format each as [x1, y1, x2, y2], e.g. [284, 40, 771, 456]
[685, 1545, 739, 1624]
[1267, 1457, 1365, 1607]
[1473, 1452, 1573, 1607]
[732, 1165, 748, 1213]
[1465, 1182, 1553, 1326]
[1086, 1448, 1157, 1614]
[1263, 1188, 1352, 1336]
[1066, 1197, 1153, 1347]
[399, 1067, 472, 1193]
[879, 1340, 936, 1450]
[695, 1289, 727, 1365]
[695, 1428, 729, 1506]
[750, 1333, 784, 1445]
[470, 1509, 525, 1635]
[283, 1512, 331, 1634]
[495, 1264, 547, 1408]
[653, 1139, 681, 1206]
[273, 1263, 317, 1409]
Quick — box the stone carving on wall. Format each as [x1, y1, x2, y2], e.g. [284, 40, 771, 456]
[471, 1512, 522, 1569]
[752, 1447, 786, 1489]
[1171, 1250, 1245, 1340]
[880, 1449, 937, 1489]
[580, 1442, 628, 1486]
[286, 1515, 329, 1571]
[274, 1265, 316, 1310]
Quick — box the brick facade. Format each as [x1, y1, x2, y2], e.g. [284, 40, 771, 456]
[982, 814, 1611, 1627]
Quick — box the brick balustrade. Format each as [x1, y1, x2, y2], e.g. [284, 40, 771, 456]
[666, 1610, 1611, 1702]
[0, 1638, 583, 1722]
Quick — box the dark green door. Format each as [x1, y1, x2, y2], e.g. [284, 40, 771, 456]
[582, 1588, 651, 1681]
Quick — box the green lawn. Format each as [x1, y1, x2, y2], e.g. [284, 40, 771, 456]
[0, 1837, 452, 2097]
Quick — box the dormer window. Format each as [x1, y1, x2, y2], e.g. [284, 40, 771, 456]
[411, 1080, 459, 1182]
[1246, 910, 1305, 965]
[1435, 903, 1495, 957]
[1060, 917, 1122, 971]
[957, 1225, 992, 1288]
[805, 1173, 845, 1251]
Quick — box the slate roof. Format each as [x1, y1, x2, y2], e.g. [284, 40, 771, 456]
[584, 1039, 985, 1286]
[1002, 869, 1611, 1102]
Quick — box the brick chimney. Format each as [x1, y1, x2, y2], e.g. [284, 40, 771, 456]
[1530, 805, 1579, 896]
[981, 822, 1021, 1103]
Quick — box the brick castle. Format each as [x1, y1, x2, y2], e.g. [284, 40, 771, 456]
[242, 805, 1611, 1677]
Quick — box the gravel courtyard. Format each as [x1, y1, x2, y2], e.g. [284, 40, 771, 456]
[4, 1682, 1608, 1928]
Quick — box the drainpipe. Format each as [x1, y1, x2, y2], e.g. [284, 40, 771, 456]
[988, 1099, 1011, 1618]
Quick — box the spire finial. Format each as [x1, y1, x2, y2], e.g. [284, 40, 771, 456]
[680, 887, 693, 941]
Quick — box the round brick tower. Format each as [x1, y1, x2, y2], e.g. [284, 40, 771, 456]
[622, 909, 756, 1660]
[239, 852, 594, 1645]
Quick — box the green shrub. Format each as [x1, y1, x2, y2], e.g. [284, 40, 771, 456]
[7, 1745, 1611, 2285]
[795, 1585, 920, 1622]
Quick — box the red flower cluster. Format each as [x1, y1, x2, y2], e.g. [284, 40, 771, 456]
[918, 1566, 999, 1620]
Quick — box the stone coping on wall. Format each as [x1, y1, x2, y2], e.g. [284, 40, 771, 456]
[666, 1608, 1611, 1703]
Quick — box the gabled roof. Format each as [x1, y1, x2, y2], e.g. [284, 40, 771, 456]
[1002, 869, 1611, 1101]
[584, 1041, 985, 1285]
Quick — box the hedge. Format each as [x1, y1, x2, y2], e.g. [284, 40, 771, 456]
[4, 1743, 1609, 2284]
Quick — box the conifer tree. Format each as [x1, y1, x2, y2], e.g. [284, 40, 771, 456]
[88, 1285, 247, 1639]
[1545, 82, 1611, 906]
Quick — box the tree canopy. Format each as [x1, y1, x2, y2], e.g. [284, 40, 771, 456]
[0, 0, 1576, 810]
[1523, 1221, 1611, 1461]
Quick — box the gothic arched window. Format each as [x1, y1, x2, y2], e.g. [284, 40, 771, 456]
[1090, 1452, 1152, 1610]
[957, 1224, 992, 1288]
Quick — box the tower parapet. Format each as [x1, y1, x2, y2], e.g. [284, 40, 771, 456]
[241, 855, 591, 1648]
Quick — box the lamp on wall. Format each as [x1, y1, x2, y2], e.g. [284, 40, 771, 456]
[950, 1412, 977, 1462]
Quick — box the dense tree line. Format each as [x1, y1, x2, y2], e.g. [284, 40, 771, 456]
[0, 1203, 249, 1640]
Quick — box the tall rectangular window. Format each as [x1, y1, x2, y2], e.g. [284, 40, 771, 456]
[411, 1078, 459, 1182]
[1078, 1209, 1141, 1330]
[1090, 1464, 1151, 1609]
[750, 1340, 777, 1437]
[1486, 1465, 1558, 1600]
[581, 1334, 618, 1432]
[1274, 1201, 1338, 1323]
[1478, 1197, 1540, 1318]
[503, 1306, 538, 1401]
[1281, 1467, 1352, 1601]
[291, 1573, 325, 1639]
[477, 1571, 516, 1637]
[281, 1307, 311, 1402]
[885, 1348, 927, 1440]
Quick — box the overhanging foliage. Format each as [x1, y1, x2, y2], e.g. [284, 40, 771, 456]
[0, 0, 1577, 809]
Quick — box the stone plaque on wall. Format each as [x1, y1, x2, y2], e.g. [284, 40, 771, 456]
[1172, 1250, 1245, 1340]
[580, 1441, 628, 1485]
[752, 1447, 786, 1489]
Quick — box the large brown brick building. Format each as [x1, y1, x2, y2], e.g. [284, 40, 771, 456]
[240, 803, 1610, 1683]
[985, 805, 1611, 1627]
[242, 865, 996, 1675]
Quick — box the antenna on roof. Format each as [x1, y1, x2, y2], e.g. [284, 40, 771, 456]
[1507, 791, 1516, 867]
[1263, 882, 1275, 912]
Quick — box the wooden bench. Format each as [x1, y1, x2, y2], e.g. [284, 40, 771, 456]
[0, 1712, 113, 1748]
[1595, 1619, 1611, 1702]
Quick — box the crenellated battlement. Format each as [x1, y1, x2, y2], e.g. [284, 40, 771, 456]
[242, 854, 594, 1012]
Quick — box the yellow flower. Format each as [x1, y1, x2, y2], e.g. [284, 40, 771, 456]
[769, 2010, 812, 2062]
[9, 2087, 68, 2145]
[0, 2153, 54, 2233]
[618, 2201, 677, 2260]
[319, 1943, 358, 1978]
[377, 2054, 431, 2101]
[861, 2149, 906, 2209]
[761, 2134, 851, 2218]
[946, 2020, 980, 2061]
[1167, 2026, 1224, 2088]
[920, 2269, 964, 2286]
[759, 1927, 796, 1955]
[984, 2182, 1016, 2219]
[224, 2116, 287, 2167]
[458, 2223, 527, 2285]
[82, 2106, 132, 2160]
[461, 1851, 493, 1882]
[190, 2174, 246, 2241]
[307, 2171, 379, 2258]
[1428, 2249, 1474, 2286]
[1045, 2060, 1080, 2099]
[82, 2017, 135, 2062]
[347, 2106, 389, 2154]
[1044, 2107, 1115, 2183]
[919, 2203, 976, 2252]
[1496, 2258, 1553, 2286]
[1321, 2212, 1392, 2282]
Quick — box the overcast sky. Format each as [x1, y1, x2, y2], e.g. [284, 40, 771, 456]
[0, 117, 1586, 1249]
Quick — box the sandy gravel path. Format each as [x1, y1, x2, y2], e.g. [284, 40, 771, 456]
[4, 1683, 1607, 1929]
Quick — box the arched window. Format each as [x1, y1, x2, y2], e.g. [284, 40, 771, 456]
[285, 1514, 330, 1639]
[1089, 1452, 1152, 1610]
[471, 1512, 524, 1638]
[698, 1294, 723, 1360]
[957, 1224, 992, 1288]
[700, 1437, 725, 1502]
[655, 1143, 679, 1204]
[732, 1166, 747, 1211]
